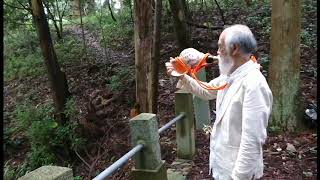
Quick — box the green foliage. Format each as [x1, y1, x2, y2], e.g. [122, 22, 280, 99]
[4, 0, 34, 32]
[110, 75, 122, 91]
[74, 176, 83, 180]
[15, 101, 54, 131]
[4, 160, 31, 180]
[54, 35, 84, 65]
[4, 161, 16, 180]
[28, 146, 56, 169]
[80, 7, 133, 50]
[4, 126, 21, 152]
[4, 28, 84, 81]
[4, 30, 44, 81]
[268, 125, 282, 134]
[300, 29, 315, 48]
[64, 97, 78, 118]
[4, 54, 45, 81]
[109, 68, 133, 92]
[13, 98, 85, 171]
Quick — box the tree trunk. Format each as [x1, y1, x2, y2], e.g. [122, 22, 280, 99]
[31, 0, 70, 125]
[269, 0, 303, 132]
[168, 0, 191, 51]
[212, 0, 225, 25]
[72, 0, 81, 17]
[106, 0, 117, 22]
[129, 0, 133, 23]
[79, 0, 87, 59]
[244, 0, 252, 7]
[59, 19, 63, 37]
[87, 0, 95, 14]
[43, 1, 62, 39]
[99, 6, 108, 60]
[134, 0, 154, 113]
[150, 0, 162, 114]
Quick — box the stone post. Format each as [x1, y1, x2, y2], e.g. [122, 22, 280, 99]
[193, 69, 211, 129]
[129, 113, 167, 180]
[175, 90, 195, 160]
[18, 166, 73, 180]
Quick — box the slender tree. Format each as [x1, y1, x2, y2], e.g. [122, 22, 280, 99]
[98, 0, 108, 60]
[134, 0, 154, 113]
[43, 0, 69, 40]
[106, 0, 117, 22]
[150, 0, 162, 114]
[168, 0, 191, 50]
[79, 0, 87, 58]
[269, 0, 303, 132]
[31, 0, 70, 124]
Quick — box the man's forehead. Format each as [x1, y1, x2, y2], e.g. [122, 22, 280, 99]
[218, 31, 227, 44]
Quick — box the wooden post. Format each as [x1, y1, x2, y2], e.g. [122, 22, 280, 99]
[129, 113, 167, 180]
[175, 90, 195, 160]
[193, 69, 210, 130]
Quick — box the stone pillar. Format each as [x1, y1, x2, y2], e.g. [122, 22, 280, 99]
[18, 166, 73, 180]
[175, 90, 195, 160]
[130, 113, 167, 180]
[193, 69, 210, 129]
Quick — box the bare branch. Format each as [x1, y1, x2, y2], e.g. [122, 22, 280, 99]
[43, 1, 56, 21]
[4, 1, 31, 12]
[17, 0, 31, 12]
[55, 0, 61, 19]
[212, 0, 226, 25]
[61, 0, 69, 18]
[75, 150, 91, 168]
[185, 21, 224, 30]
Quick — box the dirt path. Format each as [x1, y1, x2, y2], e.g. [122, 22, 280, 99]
[66, 25, 132, 65]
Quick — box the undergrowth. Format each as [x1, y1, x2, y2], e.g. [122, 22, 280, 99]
[4, 29, 83, 81]
[79, 7, 133, 50]
[4, 97, 85, 180]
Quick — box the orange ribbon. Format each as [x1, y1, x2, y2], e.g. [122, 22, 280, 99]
[173, 54, 257, 90]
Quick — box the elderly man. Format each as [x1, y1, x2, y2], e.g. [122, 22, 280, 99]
[166, 24, 273, 180]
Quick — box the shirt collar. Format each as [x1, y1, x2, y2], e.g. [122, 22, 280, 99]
[229, 60, 254, 78]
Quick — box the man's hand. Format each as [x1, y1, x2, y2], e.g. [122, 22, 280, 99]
[165, 57, 183, 77]
[165, 57, 175, 76]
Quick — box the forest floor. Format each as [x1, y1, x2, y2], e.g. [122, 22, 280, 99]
[4, 1, 317, 180]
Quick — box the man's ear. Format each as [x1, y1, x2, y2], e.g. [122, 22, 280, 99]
[231, 44, 240, 56]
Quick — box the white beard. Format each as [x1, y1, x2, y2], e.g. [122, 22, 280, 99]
[218, 54, 234, 75]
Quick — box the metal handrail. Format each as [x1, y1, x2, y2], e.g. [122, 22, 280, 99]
[93, 144, 144, 180]
[93, 112, 186, 179]
[158, 113, 186, 134]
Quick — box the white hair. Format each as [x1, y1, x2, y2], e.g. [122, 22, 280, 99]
[223, 24, 257, 55]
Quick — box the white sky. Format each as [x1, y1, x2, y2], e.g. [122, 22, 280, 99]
[95, 0, 121, 9]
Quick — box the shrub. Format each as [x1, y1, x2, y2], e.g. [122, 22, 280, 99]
[13, 97, 85, 173]
[54, 35, 84, 65]
[4, 160, 31, 180]
[4, 30, 44, 81]
[109, 68, 133, 92]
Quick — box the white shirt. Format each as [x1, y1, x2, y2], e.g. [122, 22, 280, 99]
[176, 60, 273, 180]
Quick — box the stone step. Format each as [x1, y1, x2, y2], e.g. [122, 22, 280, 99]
[167, 169, 186, 180]
[167, 159, 194, 180]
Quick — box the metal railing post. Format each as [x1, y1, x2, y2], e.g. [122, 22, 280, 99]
[175, 90, 196, 160]
[129, 113, 168, 180]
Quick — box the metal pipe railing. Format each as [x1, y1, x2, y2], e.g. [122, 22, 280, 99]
[93, 144, 144, 180]
[158, 113, 186, 134]
[93, 113, 186, 179]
